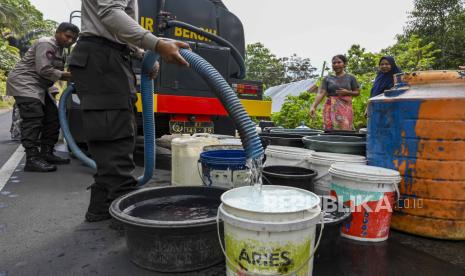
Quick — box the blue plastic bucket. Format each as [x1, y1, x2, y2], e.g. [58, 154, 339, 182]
[199, 150, 249, 189]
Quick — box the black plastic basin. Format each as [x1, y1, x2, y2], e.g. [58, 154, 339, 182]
[260, 133, 306, 148]
[270, 128, 324, 136]
[302, 135, 366, 155]
[262, 126, 284, 133]
[321, 130, 366, 138]
[262, 165, 317, 192]
[110, 186, 227, 272]
[324, 129, 359, 135]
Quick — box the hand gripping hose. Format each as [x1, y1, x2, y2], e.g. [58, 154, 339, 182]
[166, 20, 246, 79]
[58, 51, 160, 186]
[178, 48, 263, 159]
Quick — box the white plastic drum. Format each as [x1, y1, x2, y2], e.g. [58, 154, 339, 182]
[171, 134, 219, 186]
[308, 152, 366, 195]
[264, 146, 314, 169]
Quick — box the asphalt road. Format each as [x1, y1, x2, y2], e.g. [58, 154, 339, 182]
[0, 108, 464, 276]
[0, 110, 20, 166]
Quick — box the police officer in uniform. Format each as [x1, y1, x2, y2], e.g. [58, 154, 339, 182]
[6, 23, 80, 172]
[69, 0, 190, 222]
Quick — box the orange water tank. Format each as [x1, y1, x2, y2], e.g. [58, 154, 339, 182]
[367, 70, 465, 240]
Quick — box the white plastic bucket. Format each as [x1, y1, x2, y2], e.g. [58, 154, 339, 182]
[329, 163, 400, 242]
[308, 152, 366, 195]
[264, 146, 314, 169]
[219, 185, 324, 276]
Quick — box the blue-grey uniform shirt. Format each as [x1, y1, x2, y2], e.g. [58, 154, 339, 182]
[80, 0, 159, 50]
[6, 37, 64, 104]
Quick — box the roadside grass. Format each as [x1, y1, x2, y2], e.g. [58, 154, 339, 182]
[0, 97, 14, 109]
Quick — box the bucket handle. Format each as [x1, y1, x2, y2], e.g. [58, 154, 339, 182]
[216, 207, 325, 276]
[393, 183, 401, 203]
[197, 160, 211, 187]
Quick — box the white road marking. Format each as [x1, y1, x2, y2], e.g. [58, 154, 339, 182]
[0, 145, 25, 191]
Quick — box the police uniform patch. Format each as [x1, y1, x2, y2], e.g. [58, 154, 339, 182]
[46, 50, 55, 59]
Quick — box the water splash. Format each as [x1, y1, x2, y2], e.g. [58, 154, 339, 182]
[246, 156, 264, 192]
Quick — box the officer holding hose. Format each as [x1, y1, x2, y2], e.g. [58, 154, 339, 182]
[69, 0, 190, 222]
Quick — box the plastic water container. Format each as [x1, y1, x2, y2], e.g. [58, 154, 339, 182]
[218, 138, 243, 146]
[171, 134, 219, 186]
[308, 152, 366, 195]
[219, 185, 324, 276]
[368, 71, 465, 240]
[199, 150, 249, 189]
[329, 163, 401, 242]
[264, 145, 314, 169]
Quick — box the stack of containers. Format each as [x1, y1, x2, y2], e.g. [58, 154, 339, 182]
[307, 152, 366, 195]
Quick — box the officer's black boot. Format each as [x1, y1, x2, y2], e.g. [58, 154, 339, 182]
[24, 148, 57, 172]
[40, 145, 70, 165]
[85, 185, 112, 222]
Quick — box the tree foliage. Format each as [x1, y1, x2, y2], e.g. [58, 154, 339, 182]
[0, 38, 20, 71]
[245, 43, 318, 89]
[0, 0, 56, 35]
[281, 54, 318, 83]
[383, 35, 440, 71]
[346, 45, 379, 75]
[406, 0, 465, 69]
[245, 43, 286, 89]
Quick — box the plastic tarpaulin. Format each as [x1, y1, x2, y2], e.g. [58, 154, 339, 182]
[264, 78, 317, 113]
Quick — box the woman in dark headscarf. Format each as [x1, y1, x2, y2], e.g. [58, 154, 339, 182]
[370, 56, 402, 98]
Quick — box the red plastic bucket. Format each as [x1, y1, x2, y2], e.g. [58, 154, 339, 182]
[329, 163, 400, 242]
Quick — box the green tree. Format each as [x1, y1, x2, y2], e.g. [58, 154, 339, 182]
[0, 2, 17, 26]
[281, 54, 318, 83]
[383, 35, 439, 71]
[245, 42, 286, 89]
[0, 0, 55, 35]
[0, 38, 20, 71]
[344, 46, 378, 128]
[406, 0, 465, 69]
[0, 39, 19, 98]
[351, 73, 372, 129]
[346, 44, 380, 75]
